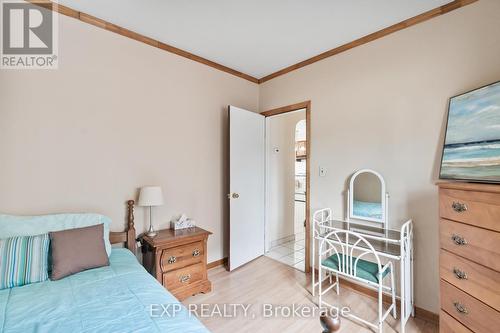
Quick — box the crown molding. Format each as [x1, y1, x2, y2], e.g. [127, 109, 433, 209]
[26, 0, 259, 83]
[258, 0, 478, 83]
[27, 0, 478, 85]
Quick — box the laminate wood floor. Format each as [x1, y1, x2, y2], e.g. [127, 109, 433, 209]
[184, 256, 437, 333]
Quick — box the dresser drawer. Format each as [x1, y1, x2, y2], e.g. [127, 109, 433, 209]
[440, 249, 500, 311]
[163, 262, 204, 290]
[160, 241, 204, 272]
[441, 280, 500, 333]
[439, 310, 473, 333]
[440, 218, 500, 271]
[440, 189, 500, 232]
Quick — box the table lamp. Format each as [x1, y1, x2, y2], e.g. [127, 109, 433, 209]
[138, 186, 164, 237]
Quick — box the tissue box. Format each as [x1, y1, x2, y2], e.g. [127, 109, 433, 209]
[170, 214, 196, 230]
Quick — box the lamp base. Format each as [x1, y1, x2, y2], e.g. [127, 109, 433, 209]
[147, 206, 157, 237]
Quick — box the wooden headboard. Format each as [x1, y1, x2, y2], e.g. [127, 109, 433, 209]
[109, 200, 136, 253]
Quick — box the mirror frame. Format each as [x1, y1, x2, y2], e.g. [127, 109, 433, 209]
[348, 169, 387, 224]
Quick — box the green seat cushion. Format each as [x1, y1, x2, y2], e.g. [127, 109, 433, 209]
[321, 254, 389, 284]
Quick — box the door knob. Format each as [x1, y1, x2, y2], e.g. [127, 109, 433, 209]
[227, 192, 240, 199]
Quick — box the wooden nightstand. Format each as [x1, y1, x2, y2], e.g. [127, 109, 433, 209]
[140, 227, 212, 300]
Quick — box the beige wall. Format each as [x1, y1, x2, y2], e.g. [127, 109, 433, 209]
[259, 0, 500, 312]
[266, 110, 305, 246]
[0, 13, 259, 263]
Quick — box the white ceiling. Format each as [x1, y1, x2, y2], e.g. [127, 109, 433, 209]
[60, 0, 453, 79]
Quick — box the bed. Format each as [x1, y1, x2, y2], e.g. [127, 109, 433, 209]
[0, 201, 210, 333]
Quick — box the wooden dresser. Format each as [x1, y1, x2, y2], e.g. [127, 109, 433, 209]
[141, 227, 212, 300]
[438, 182, 500, 333]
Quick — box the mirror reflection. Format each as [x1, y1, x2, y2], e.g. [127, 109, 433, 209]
[351, 171, 383, 222]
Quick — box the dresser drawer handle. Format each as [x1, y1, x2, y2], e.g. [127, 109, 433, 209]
[452, 201, 467, 213]
[451, 234, 467, 246]
[179, 274, 191, 283]
[192, 249, 200, 257]
[453, 301, 468, 315]
[453, 267, 468, 280]
[168, 256, 177, 264]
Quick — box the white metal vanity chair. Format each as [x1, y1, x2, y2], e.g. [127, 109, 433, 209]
[318, 229, 396, 333]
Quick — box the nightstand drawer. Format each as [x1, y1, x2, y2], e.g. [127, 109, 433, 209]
[160, 241, 204, 272]
[440, 218, 500, 271]
[163, 262, 204, 290]
[440, 280, 500, 333]
[440, 249, 500, 311]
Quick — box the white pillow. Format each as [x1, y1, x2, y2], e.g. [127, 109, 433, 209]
[0, 213, 112, 257]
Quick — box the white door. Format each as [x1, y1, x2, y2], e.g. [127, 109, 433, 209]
[228, 106, 265, 271]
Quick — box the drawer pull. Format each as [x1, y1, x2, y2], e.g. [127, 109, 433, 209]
[453, 267, 468, 280]
[168, 256, 177, 264]
[453, 301, 468, 315]
[451, 234, 468, 246]
[179, 274, 191, 283]
[451, 201, 467, 213]
[192, 249, 200, 257]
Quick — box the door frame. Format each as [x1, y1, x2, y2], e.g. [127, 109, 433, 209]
[261, 101, 311, 273]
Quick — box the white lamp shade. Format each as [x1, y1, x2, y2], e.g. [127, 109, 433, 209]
[138, 186, 164, 206]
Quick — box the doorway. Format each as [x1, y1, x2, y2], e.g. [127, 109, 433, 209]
[262, 102, 311, 273]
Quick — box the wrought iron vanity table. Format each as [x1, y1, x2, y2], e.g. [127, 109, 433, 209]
[312, 216, 414, 333]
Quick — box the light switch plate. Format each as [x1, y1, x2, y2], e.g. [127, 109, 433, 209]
[319, 166, 327, 177]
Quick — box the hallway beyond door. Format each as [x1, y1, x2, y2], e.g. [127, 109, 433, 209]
[264, 232, 305, 271]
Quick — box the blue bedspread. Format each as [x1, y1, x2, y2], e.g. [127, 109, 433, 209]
[0, 248, 209, 333]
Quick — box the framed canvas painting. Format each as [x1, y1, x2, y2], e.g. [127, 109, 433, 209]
[440, 80, 500, 183]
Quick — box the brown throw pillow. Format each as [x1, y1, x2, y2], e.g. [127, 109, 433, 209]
[49, 224, 109, 280]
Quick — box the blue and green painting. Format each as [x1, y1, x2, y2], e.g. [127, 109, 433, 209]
[440, 81, 500, 182]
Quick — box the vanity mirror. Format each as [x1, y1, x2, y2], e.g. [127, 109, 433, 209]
[348, 169, 388, 227]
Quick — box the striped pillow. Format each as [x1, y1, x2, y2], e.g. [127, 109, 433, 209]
[0, 234, 50, 289]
